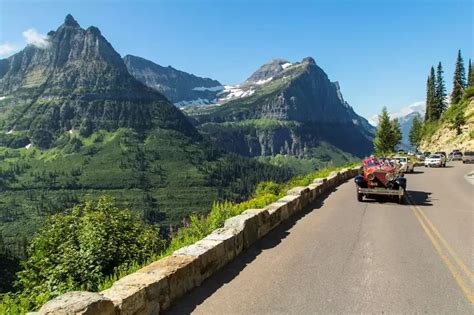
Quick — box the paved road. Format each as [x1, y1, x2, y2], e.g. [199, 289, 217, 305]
[167, 162, 474, 314]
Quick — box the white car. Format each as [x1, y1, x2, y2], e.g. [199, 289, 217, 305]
[392, 156, 415, 173]
[424, 154, 446, 167]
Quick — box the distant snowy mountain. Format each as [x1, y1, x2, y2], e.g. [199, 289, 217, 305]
[369, 101, 425, 150]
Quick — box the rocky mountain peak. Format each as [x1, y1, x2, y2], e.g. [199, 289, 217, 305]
[63, 14, 80, 28]
[244, 59, 290, 84]
[302, 57, 316, 66]
[86, 26, 101, 36]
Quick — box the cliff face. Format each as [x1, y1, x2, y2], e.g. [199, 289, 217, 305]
[124, 55, 223, 106]
[0, 15, 196, 148]
[187, 57, 374, 158]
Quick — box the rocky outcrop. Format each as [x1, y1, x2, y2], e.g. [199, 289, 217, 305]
[0, 15, 196, 148]
[124, 55, 223, 106]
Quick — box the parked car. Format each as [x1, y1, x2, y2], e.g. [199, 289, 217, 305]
[451, 151, 463, 161]
[435, 151, 447, 158]
[423, 151, 431, 157]
[392, 156, 415, 173]
[354, 157, 406, 204]
[424, 154, 446, 167]
[462, 151, 474, 164]
[397, 149, 407, 155]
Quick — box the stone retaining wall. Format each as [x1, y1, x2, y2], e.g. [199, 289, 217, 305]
[34, 167, 361, 315]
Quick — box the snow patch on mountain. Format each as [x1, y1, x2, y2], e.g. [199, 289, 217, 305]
[281, 62, 292, 69]
[255, 77, 273, 85]
[217, 85, 255, 102]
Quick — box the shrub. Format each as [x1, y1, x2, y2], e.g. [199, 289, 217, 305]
[11, 196, 165, 311]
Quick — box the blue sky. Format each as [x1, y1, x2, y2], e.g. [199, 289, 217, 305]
[0, 0, 472, 118]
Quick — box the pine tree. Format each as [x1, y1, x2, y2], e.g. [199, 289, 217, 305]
[425, 67, 436, 122]
[390, 118, 402, 150]
[468, 59, 473, 88]
[374, 107, 401, 154]
[409, 115, 423, 148]
[451, 50, 466, 104]
[433, 62, 447, 119]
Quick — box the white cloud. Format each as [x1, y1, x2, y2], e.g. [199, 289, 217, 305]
[0, 42, 19, 57]
[22, 28, 49, 48]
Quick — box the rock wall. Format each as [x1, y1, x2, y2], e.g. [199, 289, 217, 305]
[33, 167, 361, 315]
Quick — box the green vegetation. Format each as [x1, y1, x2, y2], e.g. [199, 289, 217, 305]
[373, 107, 402, 155]
[451, 50, 467, 105]
[468, 59, 473, 88]
[1, 196, 164, 314]
[409, 115, 423, 148]
[425, 66, 436, 122]
[434, 62, 447, 119]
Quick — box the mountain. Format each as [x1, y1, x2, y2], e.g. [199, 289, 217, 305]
[0, 14, 197, 149]
[124, 55, 224, 107]
[369, 101, 425, 150]
[185, 57, 374, 159]
[0, 15, 291, 265]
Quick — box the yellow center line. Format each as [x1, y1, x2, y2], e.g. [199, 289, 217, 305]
[407, 196, 474, 304]
[410, 196, 474, 284]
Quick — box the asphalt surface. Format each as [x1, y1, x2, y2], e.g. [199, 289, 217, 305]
[167, 162, 474, 314]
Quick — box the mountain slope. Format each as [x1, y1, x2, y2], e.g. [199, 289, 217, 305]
[0, 15, 195, 149]
[0, 15, 292, 266]
[124, 55, 224, 106]
[186, 57, 374, 158]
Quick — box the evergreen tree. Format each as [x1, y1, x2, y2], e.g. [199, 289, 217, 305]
[425, 67, 436, 122]
[390, 118, 402, 150]
[409, 115, 423, 148]
[451, 50, 466, 104]
[433, 62, 447, 119]
[374, 107, 401, 154]
[468, 59, 473, 88]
